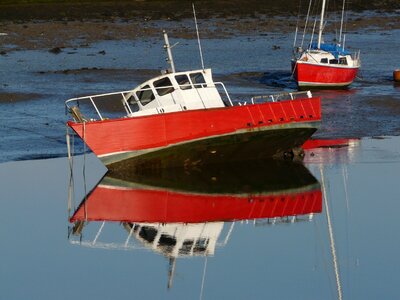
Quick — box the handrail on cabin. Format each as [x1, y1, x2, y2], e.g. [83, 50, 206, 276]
[250, 91, 312, 104]
[65, 85, 311, 122]
[65, 82, 233, 121]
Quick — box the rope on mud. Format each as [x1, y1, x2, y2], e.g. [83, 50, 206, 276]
[83, 121, 88, 221]
[66, 125, 75, 218]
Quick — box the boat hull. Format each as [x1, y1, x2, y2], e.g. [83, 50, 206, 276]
[292, 60, 359, 88]
[70, 179, 322, 224]
[68, 97, 321, 167]
[108, 125, 318, 170]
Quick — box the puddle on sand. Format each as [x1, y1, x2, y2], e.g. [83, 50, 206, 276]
[0, 136, 399, 299]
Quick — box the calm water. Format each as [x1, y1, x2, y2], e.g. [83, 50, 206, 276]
[1, 136, 399, 299]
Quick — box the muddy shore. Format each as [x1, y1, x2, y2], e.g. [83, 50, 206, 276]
[1, 1, 399, 51]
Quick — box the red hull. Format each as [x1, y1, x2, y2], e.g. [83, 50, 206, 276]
[303, 138, 359, 149]
[68, 98, 321, 165]
[70, 184, 322, 224]
[293, 61, 359, 87]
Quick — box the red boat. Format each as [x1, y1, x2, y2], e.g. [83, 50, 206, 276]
[291, 0, 360, 89]
[70, 176, 321, 224]
[292, 57, 359, 88]
[65, 32, 321, 168]
[70, 159, 322, 224]
[68, 160, 322, 287]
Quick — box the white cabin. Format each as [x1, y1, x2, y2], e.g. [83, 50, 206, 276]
[128, 222, 224, 258]
[297, 49, 360, 68]
[125, 68, 229, 117]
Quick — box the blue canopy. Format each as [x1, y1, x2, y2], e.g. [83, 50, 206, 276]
[310, 42, 351, 58]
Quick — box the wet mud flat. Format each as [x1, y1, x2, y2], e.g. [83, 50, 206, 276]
[1, 1, 400, 51]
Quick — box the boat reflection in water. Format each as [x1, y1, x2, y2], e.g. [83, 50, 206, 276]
[68, 160, 322, 288]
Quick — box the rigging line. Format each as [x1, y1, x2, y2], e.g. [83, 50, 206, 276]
[192, 3, 205, 71]
[221, 222, 235, 246]
[309, 19, 317, 49]
[342, 164, 351, 293]
[66, 126, 72, 217]
[199, 257, 208, 300]
[83, 121, 88, 221]
[342, 165, 350, 213]
[320, 166, 343, 300]
[301, 0, 314, 49]
[70, 131, 76, 212]
[313, 210, 336, 299]
[92, 221, 106, 245]
[67, 126, 76, 215]
[293, 0, 303, 48]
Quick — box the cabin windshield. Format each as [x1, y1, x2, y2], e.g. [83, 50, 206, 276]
[339, 57, 348, 65]
[190, 72, 207, 88]
[175, 74, 192, 90]
[179, 240, 194, 255]
[154, 77, 175, 96]
[136, 85, 155, 106]
[193, 238, 209, 253]
[139, 226, 157, 243]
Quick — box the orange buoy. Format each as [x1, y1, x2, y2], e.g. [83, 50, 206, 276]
[394, 69, 400, 82]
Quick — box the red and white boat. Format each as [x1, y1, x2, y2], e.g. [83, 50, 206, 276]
[66, 32, 321, 168]
[70, 160, 322, 224]
[69, 160, 322, 252]
[291, 0, 360, 89]
[68, 160, 321, 287]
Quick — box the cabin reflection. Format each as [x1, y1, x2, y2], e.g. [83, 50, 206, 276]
[68, 159, 322, 288]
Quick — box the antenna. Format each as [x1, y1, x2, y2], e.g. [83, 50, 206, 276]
[192, 3, 205, 70]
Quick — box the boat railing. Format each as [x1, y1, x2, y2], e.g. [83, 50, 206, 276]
[352, 50, 361, 66]
[65, 82, 233, 122]
[250, 91, 312, 104]
[212, 82, 233, 106]
[65, 90, 135, 122]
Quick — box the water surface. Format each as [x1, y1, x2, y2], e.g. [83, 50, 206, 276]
[1, 136, 399, 299]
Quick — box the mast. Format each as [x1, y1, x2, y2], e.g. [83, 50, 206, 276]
[317, 0, 327, 48]
[167, 257, 176, 289]
[339, 0, 346, 44]
[163, 31, 176, 73]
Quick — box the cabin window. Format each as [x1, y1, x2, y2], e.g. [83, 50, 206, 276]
[179, 240, 194, 255]
[339, 57, 348, 65]
[190, 72, 207, 88]
[136, 85, 155, 106]
[154, 77, 175, 96]
[320, 58, 328, 63]
[126, 95, 140, 112]
[175, 74, 192, 90]
[139, 226, 157, 243]
[158, 234, 177, 253]
[193, 238, 209, 253]
[329, 59, 338, 64]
